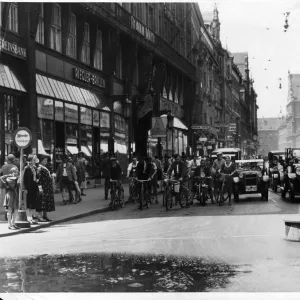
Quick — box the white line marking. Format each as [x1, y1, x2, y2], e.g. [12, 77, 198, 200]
[100, 234, 283, 241]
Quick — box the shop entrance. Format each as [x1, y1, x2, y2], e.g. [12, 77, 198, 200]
[93, 127, 101, 177]
[55, 121, 65, 169]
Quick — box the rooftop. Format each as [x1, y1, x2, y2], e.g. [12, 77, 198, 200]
[257, 118, 285, 131]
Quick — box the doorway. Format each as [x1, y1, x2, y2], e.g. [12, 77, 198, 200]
[55, 121, 65, 169]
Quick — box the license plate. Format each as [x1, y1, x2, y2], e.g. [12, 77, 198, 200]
[245, 186, 257, 192]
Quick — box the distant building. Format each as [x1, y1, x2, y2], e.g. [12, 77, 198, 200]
[257, 118, 285, 156]
[285, 72, 300, 147]
[278, 122, 288, 151]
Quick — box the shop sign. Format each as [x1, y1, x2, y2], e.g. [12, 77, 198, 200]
[93, 110, 100, 127]
[229, 123, 236, 132]
[100, 111, 110, 129]
[209, 139, 216, 144]
[37, 97, 54, 120]
[130, 16, 155, 43]
[160, 98, 183, 118]
[150, 117, 166, 138]
[80, 107, 92, 125]
[207, 146, 213, 150]
[0, 38, 27, 59]
[65, 103, 78, 123]
[227, 135, 233, 140]
[196, 144, 202, 149]
[66, 138, 77, 145]
[74, 68, 105, 88]
[138, 94, 153, 119]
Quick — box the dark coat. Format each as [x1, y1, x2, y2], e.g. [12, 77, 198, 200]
[56, 162, 77, 182]
[167, 161, 190, 181]
[101, 158, 111, 177]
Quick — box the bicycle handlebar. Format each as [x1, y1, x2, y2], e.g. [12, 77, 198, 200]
[135, 179, 151, 182]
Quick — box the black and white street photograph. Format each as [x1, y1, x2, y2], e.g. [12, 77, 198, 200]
[0, 0, 300, 298]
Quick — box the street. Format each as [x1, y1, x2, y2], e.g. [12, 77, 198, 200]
[1, 190, 300, 292]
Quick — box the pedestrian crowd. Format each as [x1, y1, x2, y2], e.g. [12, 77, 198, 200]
[0, 151, 88, 230]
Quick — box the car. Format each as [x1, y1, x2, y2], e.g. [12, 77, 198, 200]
[233, 159, 269, 202]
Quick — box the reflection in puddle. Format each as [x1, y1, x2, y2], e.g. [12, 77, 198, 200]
[0, 253, 246, 292]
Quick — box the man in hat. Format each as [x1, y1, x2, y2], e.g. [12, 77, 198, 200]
[101, 152, 112, 200]
[167, 153, 190, 205]
[74, 151, 86, 196]
[108, 157, 123, 206]
[56, 155, 77, 204]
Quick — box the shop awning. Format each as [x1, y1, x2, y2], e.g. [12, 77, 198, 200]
[67, 146, 78, 155]
[81, 145, 92, 157]
[36, 74, 107, 109]
[38, 140, 50, 156]
[0, 63, 26, 92]
[160, 115, 188, 131]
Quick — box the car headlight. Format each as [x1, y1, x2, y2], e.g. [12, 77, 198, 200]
[239, 173, 244, 179]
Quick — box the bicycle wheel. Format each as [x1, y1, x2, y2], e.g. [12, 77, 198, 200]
[119, 188, 125, 208]
[111, 191, 116, 210]
[220, 183, 229, 204]
[179, 192, 188, 208]
[165, 188, 173, 211]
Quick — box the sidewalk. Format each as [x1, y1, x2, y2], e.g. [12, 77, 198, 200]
[0, 186, 130, 238]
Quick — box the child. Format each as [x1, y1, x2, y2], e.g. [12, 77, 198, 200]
[1, 167, 20, 230]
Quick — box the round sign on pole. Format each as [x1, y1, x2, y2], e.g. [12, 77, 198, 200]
[13, 127, 32, 149]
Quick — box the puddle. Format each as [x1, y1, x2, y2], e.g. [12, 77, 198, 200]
[0, 253, 245, 292]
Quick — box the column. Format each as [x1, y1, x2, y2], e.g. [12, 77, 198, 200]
[0, 92, 5, 166]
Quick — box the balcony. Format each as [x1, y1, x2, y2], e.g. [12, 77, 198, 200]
[85, 3, 196, 79]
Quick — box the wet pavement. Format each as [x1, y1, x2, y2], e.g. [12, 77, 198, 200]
[0, 253, 246, 292]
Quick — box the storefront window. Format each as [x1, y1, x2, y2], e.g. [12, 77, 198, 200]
[81, 125, 92, 176]
[100, 111, 110, 154]
[93, 110, 100, 127]
[55, 100, 64, 121]
[66, 123, 78, 138]
[80, 107, 92, 125]
[65, 103, 78, 123]
[38, 119, 53, 152]
[37, 97, 54, 120]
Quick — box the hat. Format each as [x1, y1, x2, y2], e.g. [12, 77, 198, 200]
[217, 152, 223, 156]
[78, 151, 84, 156]
[7, 154, 15, 162]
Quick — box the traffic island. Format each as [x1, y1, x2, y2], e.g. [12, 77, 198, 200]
[284, 218, 300, 242]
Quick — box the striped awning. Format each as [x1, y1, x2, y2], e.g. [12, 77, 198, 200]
[0, 63, 26, 92]
[160, 115, 188, 131]
[36, 74, 106, 109]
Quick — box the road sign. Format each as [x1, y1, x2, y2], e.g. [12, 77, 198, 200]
[13, 127, 32, 149]
[199, 137, 207, 142]
[150, 117, 166, 138]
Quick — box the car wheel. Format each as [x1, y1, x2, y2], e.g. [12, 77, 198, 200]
[234, 186, 239, 202]
[289, 183, 295, 203]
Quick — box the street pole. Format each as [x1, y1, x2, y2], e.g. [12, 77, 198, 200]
[172, 129, 174, 155]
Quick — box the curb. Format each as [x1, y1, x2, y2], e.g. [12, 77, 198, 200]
[0, 200, 131, 238]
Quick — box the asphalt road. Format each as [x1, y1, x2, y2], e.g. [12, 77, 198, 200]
[1, 190, 300, 292]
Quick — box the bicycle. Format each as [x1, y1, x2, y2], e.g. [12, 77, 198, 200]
[128, 177, 139, 204]
[149, 178, 158, 204]
[217, 174, 232, 206]
[109, 179, 125, 210]
[135, 179, 151, 211]
[164, 178, 192, 210]
[191, 175, 211, 206]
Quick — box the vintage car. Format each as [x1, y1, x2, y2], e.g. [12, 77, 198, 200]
[280, 163, 300, 202]
[233, 159, 269, 202]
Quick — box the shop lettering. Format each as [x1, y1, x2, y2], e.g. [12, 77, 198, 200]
[130, 16, 155, 43]
[74, 68, 105, 88]
[0, 38, 27, 59]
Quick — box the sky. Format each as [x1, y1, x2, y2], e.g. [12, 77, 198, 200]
[198, 0, 300, 118]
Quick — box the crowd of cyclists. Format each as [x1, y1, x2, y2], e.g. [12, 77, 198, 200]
[103, 151, 239, 210]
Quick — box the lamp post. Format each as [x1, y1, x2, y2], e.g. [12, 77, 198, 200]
[167, 111, 174, 155]
[123, 94, 132, 160]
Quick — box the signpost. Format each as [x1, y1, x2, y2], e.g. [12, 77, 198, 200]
[14, 127, 32, 229]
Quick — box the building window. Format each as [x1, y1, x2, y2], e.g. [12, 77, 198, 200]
[81, 23, 90, 64]
[36, 3, 44, 44]
[8, 3, 18, 33]
[164, 19, 168, 40]
[148, 5, 153, 30]
[67, 13, 77, 58]
[116, 45, 122, 79]
[94, 29, 103, 70]
[50, 4, 62, 52]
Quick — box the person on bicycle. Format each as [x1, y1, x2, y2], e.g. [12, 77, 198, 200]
[190, 155, 199, 176]
[149, 157, 159, 204]
[167, 153, 190, 205]
[193, 158, 215, 204]
[127, 156, 138, 178]
[108, 157, 122, 207]
[212, 152, 225, 194]
[220, 155, 236, 205]
[135, 156, 152, 203]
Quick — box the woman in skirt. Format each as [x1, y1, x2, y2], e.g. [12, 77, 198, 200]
[36, 155, 55, 222]
[23, 154, 39, 224]
[1, 167, 20, 230]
